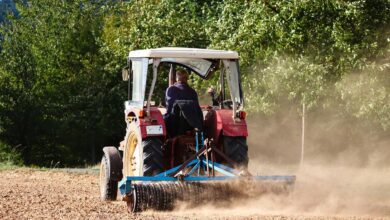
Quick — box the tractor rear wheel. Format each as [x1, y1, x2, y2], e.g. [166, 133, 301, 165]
[124, 134, 164, 177]
[142, 138, 164, 176]
[223, 136, 249, 168]
[100, 155, 118, 201]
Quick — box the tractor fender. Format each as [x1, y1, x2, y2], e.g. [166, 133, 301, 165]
[216, 109, 248, 137]
[102, 146, 123, 181]
[124, 107, 166, 140]
[208, 109, 248, 144]
[138, 107, 167, 139]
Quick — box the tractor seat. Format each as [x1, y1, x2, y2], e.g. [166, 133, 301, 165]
[170, 100, 203, 137]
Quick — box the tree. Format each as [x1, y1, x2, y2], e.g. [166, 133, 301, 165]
[0, 0, 125, 166]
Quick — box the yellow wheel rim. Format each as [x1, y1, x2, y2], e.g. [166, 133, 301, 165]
[124, 132, 138, 176]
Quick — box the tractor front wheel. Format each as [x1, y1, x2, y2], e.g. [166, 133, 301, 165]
[100, 146, 122, 201]
[100, 155, 118, 201]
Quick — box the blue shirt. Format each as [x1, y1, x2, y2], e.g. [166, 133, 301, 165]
[165, 82, 200, 115]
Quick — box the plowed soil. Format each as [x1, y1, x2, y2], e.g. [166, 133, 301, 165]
[0, 168, 389, 220]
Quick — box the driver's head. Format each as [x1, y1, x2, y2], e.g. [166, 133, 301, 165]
[176, 69, 189, 83]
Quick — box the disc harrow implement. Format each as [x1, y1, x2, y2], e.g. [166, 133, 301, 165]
[119, 132, 295, 212]
[124, 179, 293, 212]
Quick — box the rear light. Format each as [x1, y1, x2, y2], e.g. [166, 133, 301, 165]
[139, 109, 146, 118]
[237, 111, 246, 120]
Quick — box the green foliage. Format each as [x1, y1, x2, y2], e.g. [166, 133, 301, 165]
[208, 0, 390, 72]
[245, 56, 330, 113]
[101, 0, 210, 65]
[207, 0, 390, 128]
[0, 0, 125, 166]
[338, 50, 390, 130]
[0, 141, 23, 166]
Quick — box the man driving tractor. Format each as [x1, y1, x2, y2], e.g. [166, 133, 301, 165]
[164, 69, 202, 137]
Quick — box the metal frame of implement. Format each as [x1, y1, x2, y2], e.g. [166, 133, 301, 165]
[119, 132, 295, 196]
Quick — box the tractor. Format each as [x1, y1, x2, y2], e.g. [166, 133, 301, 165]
[99, 48, 295, 212]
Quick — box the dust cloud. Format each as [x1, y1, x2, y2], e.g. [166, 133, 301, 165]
[168, 106, 390, 218]
[169, 165, 390, 218]
[246, 107, 390, 217]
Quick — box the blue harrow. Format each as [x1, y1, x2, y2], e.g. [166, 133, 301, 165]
[118, 132, 295, 212]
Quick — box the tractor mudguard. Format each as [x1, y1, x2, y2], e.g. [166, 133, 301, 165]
[120, 107, 166, 151]
[138, 107, 167, 139]
[102, 146, 123, 181]
[204, 109, 248, 144]
[216, 109, 248, 136]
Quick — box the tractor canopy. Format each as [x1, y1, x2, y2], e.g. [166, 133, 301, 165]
[128, 47, 239, 59]
[125, 47, 243, 118]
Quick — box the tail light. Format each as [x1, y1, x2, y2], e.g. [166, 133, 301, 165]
[139, 109, 146, 118]
[237, 111, 246, 120]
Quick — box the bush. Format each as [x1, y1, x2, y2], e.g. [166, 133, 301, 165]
[0, 141, 23, 166]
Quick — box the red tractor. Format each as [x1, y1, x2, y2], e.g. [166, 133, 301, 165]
[99, 48, 294, 212]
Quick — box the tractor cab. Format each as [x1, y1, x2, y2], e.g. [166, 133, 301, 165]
[123, 47, 245, 120]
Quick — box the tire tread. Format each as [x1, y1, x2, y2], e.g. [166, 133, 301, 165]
[142, 138, 164, 176]
[101, 155, 118, 201]
[223, 136, 249, 167]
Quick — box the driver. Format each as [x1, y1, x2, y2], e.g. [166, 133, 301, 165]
[164, 69, 201, 135]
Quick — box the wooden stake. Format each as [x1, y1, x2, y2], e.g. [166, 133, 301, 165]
[300, 102, 305, 167]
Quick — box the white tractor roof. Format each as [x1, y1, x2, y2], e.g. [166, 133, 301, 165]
[128, 47, 239, 59]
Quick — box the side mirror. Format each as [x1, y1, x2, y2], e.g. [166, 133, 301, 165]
[122, 68, 130, 81]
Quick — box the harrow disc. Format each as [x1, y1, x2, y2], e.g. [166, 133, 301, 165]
[125, 180, 292, 212]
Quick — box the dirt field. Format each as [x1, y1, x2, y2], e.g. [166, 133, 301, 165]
[0, 168, 389, 220]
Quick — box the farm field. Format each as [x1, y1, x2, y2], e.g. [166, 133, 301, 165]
[0, 167, 389, 220]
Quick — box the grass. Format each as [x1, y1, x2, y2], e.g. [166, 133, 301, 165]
[0, 161, 101, 176]
[0, 161, 22, 170]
